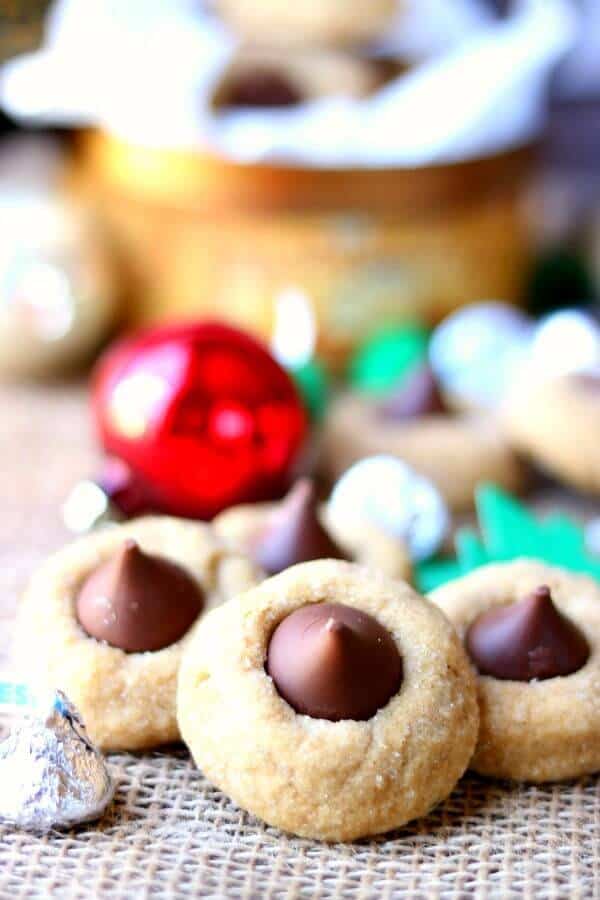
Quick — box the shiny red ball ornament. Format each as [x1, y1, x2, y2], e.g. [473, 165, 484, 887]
[92, 321, 308, 519]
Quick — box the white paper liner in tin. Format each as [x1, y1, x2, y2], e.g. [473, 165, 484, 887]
[0, 0, 576, 167]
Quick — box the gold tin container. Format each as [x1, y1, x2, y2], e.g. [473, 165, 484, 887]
[73, 130, 532, 369]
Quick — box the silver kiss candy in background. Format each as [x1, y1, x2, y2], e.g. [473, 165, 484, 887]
[328, 455, 450, 563]
[429, 301, 534, 409]
[0, 684, 114, 831]
[529, 309, 600, 380]
[431, 302, 600, 410]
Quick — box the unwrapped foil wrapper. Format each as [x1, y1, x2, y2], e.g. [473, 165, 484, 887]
[0, 689, 114, 831]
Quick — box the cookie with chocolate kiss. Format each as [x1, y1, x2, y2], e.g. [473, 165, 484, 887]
[467, 585, 589, 681]
[221, 68, 302, 108]
[214, 478, 412, 582]
[215, 0, 398, 48]
[431, 560, 600, 782]
[213, 49, 385, 113]
[19, 517, 261, 751]
[322, 378, 525, 513]
[77, 539, 204, 653]
[267, 602, 402, 721]
[177, 559, 479, 840]
[250, 479, 347, 575]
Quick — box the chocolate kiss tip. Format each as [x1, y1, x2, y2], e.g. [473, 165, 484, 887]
[76, 539, 204, 654]
[113, 538, 142, 570]
[377, 365, 445, 422]
[266, 602, 403, 722]
[252, 478, 347, 575]
[466, 584, 590, 682]
[225, 69, 302, 108]
[324, 616, 344, 634]
[106, 539, 152, 584]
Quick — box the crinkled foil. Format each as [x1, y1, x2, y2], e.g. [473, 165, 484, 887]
[429, 302, 533, 409]
[329, 455, 450, 562]
[0, 690, 114, 831]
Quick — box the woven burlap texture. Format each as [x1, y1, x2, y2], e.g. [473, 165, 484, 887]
[1, 383, 599, 899]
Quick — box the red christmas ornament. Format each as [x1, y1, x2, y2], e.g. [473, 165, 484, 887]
[92, 321, 308, 519]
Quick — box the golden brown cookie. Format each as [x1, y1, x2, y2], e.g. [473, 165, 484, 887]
[321, 391, 525, 512]
[17, 516, 262, 751]
[431, 560, 600, 782]
[177, 560, 479, 841]
[503, 373, 600, 494]
[214, 479, 412, 582]
[213, 47, 387, 109]
[215, 0, 398, 48]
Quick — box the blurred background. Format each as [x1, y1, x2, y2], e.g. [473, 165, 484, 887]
[2, 0, 600, 669]
[0, 0, 598, 381]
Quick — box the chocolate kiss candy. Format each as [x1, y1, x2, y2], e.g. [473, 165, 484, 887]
[0, 689, 114, 831]
[377, 365, 446, 422]
[76, 540, 204, 653]
[466, 586, 589, 681]
[574, 372, 600, 392]
[225, 69, 302, 108]
[251, 479, 347, 575]
[267, 603, 403, 721]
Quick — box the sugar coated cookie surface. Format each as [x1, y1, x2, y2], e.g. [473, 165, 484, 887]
[18, 517, 262, 751]
[504, 373, 600, 494]
[215, 0, 398, 48]
[177, 560, 478, 841]
[431, 560, 600, 782]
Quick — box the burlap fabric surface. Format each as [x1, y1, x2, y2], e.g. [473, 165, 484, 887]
[1, 382, 600, 899]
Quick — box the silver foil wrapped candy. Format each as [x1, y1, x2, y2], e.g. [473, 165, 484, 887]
[0, 685, 114, 831]
[328, 455, 450, 562]
[429, 301, 533, 409]
[529, 310, 600, 379]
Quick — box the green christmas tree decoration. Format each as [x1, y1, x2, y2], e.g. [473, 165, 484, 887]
[415, 557, 463, 593]
[290, 359, 330, 422]
[348, 323, 430, 394]
[455, 528, 489, 570]
[416, 484, 600, 593]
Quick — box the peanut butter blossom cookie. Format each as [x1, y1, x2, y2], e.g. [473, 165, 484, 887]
[18, 517, 262, 751]
[213, 48, 388, 110]
[214, 478, 412, 582]
[321, 365, 525, 512]
[431, 560, 600, 782]
[215, 0, 398, 48]
[177, 560, 478, 840]
[504, 373, 600, 495]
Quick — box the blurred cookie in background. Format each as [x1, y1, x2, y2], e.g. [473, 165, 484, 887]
[0, 134, 119, 380]
[212, 47, 404, 110]
[0, 0, 51, 64]
[214, 0, 399, 48]
[321, 386, 526, 512]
